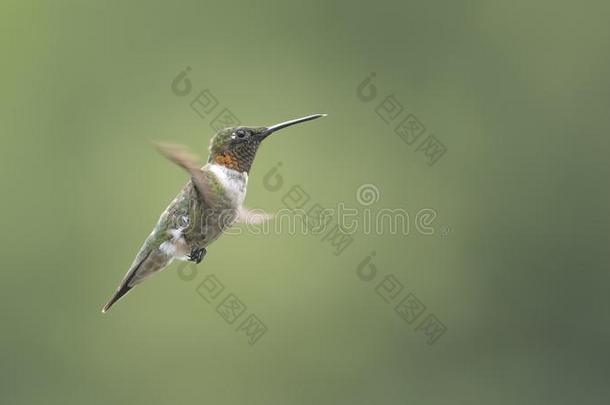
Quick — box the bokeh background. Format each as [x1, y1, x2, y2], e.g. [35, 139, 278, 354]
[2, 1, 609, 404]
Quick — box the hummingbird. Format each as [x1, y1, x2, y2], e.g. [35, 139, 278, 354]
[102, 113, 326, 313]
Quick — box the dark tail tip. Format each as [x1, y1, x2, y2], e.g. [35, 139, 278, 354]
[101, 284, 132, 314]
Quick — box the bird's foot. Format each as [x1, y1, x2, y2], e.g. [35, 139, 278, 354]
[188, 247, 206, 264]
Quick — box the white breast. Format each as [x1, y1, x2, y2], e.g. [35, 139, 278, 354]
[208, 163, 248, 207]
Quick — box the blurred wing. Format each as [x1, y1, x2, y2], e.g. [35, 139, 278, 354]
[237, 207, 274, 224]
[155, 142, 214, 204]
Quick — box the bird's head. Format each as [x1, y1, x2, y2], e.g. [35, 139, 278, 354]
[207, 114, 326, 172]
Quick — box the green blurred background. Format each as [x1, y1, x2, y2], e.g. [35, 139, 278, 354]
[1, 1, 609, 404]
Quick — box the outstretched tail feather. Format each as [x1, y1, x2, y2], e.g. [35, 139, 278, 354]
[101, 281, 133, 313]
[101, 252, 151, 313]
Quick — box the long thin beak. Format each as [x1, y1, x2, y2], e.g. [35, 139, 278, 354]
[260, 113, 327, 139]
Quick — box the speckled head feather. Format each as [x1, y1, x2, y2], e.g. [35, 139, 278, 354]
[207, 115, 327, 173]
[207, 126, 267, 173]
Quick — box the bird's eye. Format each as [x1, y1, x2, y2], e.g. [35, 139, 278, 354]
[235, 129, 247, 139]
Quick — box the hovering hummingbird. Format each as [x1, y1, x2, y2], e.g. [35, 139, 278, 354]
[102, 113, 326, 313]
